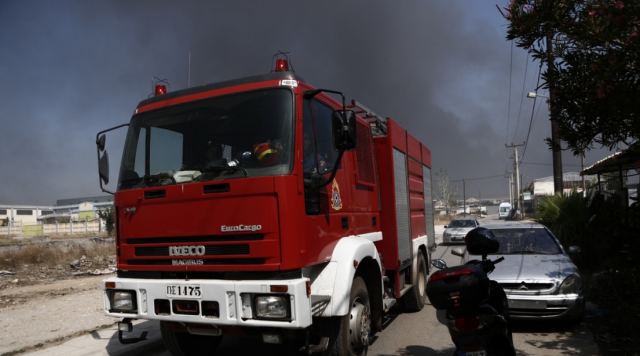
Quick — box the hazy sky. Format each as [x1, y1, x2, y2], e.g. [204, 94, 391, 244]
[0, 1, 609, 205]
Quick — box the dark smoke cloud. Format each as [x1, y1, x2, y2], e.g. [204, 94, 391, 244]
[0, 1, 602, 204]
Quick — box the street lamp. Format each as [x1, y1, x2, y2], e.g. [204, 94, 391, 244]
[527, 91, 548, 99]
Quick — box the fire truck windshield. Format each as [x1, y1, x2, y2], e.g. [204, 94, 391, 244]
[118, 88, 293, 190]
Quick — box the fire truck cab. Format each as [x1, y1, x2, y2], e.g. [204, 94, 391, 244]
[97, 59, 436, 355]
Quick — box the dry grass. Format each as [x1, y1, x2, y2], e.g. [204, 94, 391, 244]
[435, 214, 453, 225]
[0, 242, 115, 270]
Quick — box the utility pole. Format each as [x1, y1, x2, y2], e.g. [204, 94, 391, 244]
[581, 152, 586, 196]
[462, 179, 466, 216]
[545, 2, 564, 195]
[505, 172, 513, 205]
[506, 143, 524, 215]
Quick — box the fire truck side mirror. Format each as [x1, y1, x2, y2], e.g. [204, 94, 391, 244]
[95, 123, 129, 194]
[96, 133, 109, 185]
[99, 150, 110, 185]
[97, 134, 106, 152]
[332, 110, 356, 151]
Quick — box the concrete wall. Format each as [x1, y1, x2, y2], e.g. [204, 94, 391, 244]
[0, 220, 103, 237]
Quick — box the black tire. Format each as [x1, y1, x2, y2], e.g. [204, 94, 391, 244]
[324, 276, 371, 356]
[160, 321, 222, 356]
[403, 252, 428, 312]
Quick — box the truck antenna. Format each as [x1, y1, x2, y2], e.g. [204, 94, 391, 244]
[187, 51, 191, 87]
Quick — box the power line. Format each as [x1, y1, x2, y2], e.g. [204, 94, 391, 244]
[520, 62, 543, 161]
[512, 53, 530, 141]
[505, 40, 514, 145]
[521, 161, 582, 168]
[452, 174, 505, 182]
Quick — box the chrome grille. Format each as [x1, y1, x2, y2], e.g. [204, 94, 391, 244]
[500, 283, 554, 291]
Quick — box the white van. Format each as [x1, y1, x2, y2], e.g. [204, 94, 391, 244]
[498, 202, 512, 219]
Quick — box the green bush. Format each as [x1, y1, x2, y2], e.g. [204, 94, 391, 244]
[97, 207, 116, 236]
[535, 192, 639, 273]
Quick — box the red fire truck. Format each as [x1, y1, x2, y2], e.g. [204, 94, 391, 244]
[96, 58, 436, 355]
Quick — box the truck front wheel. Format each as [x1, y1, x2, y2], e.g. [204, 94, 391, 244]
[325, 276, 371, 356]
[402, 252, 428, 312]
[160, 321, 222, 356]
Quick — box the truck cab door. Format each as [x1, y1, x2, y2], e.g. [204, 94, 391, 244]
[302, 97, 344, 215]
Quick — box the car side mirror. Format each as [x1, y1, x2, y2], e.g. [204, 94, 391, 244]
[332, 110, 356, 151]
[568, 245, 581, 255]
[444, 225, 448, 229]
[431, 259, 447, 270]
[451, 247, 465, 257]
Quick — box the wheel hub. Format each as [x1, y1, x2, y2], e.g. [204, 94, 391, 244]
[349, 298, 371, 351]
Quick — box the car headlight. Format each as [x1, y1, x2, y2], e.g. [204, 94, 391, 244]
[110, 290, 137, 312]
[558, 274, 582, 294]
[255, 295, 290, 320]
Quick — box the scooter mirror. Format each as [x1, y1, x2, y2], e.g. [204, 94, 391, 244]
[465, 227, 499, 255]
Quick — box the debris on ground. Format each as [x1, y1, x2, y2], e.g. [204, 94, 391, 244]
[0, 237, 115, 291]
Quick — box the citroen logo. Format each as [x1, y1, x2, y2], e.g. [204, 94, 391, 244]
[518, 282, 529, 290]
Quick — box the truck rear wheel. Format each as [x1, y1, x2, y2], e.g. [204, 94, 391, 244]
[160, 321, 222, 356]
[324, 276, 371, 356]
[402, 252, 428, 312]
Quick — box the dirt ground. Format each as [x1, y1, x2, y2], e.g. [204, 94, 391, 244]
[0, 274, 117, 355]
[0, 238, 117, 355]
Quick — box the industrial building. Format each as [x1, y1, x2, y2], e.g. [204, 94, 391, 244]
[0, 196, 113, 236]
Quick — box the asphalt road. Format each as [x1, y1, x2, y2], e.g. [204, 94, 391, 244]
[26, 214, 600, 355]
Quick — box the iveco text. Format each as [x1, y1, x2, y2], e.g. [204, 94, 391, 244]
[168, 245, 206, 256]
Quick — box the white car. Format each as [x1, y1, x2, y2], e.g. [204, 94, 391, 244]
[442, 218, 480, 244]
[455, 222, 584, 321]
[498, 202, 512, 219]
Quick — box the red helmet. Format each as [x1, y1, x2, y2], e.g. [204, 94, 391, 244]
[253, 142, 278, 165]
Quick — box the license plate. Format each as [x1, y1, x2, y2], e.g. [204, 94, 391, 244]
[166, 285, 202, 298]
[456, 351, 486, 356]
[509, 299, 546, 309]
[465, 351, 486, 356]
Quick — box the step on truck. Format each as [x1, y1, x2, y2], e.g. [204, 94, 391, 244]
[96, 56, 436, 355]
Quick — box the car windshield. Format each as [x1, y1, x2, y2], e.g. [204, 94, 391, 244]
[118, 89, 293, 190]
[490, 228, 562, 255]
[449, 220, 475, 228]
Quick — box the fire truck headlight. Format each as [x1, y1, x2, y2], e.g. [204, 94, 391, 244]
[110, 290, 137, 313]
[255, 295, 290, 320]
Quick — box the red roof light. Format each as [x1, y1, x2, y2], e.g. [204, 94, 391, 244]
[154, 84, 167, 96]
[275, 58, 289, 72]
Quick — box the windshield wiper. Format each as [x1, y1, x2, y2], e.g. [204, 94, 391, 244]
[143, 173, 176, 186]
[197, 165, 248, 180]
[508, 250, 554, 255]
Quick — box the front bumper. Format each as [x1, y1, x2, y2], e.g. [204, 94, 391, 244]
[443, 235, 466, 244]
[506, 293, 585, 320]
[103, 277, 312, 329]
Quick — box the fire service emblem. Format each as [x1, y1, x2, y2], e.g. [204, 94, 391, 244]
[331, 179, 342, 211]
